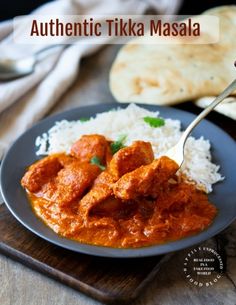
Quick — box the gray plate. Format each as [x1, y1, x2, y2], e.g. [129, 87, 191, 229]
[1, 103, 236, 258]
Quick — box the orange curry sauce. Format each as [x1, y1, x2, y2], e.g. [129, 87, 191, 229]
[21, 135, 217, 248]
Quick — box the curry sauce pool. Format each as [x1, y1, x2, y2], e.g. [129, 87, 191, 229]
[22, 135, 217, 248]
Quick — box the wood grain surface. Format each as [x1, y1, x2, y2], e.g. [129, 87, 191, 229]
[1, 45, 236, 305]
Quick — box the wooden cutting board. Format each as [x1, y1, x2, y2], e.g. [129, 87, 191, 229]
[0, 204, 170, 304]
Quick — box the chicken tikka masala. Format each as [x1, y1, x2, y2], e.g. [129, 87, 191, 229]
[21, 134, 217, 248]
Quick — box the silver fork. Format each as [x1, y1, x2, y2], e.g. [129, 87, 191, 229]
[166, 78, 236, 167]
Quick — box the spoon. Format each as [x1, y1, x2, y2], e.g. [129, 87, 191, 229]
[165, 78, 236, 167]
[0, 44, 65, 81]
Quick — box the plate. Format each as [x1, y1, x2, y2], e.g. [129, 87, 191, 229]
[1, 103, 236, 258]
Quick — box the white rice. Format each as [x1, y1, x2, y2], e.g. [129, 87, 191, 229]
[35, 104, 223, 193]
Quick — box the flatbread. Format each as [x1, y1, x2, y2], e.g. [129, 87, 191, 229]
[109, 6, 236, 106]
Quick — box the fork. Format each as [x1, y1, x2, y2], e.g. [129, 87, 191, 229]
[165, 78, 236, 167]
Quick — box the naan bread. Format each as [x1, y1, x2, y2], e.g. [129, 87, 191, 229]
[109, 6, 236, 106]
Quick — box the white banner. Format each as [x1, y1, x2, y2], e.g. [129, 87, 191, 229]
[13, 15, 220, 45]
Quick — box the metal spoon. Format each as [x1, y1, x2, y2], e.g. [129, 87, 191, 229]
[165, 78, 236, 167]
[0, 44, 65, 81]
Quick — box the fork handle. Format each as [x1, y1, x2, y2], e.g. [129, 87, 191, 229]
[180, 78, 236, 146]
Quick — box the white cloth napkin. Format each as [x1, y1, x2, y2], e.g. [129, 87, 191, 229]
[0, 0, 182, 159]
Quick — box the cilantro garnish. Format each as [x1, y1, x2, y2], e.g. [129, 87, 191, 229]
[110, 134, 127, 154]
[143, 116, 165, 128]
[79, 117, 90, 122]
[90, 156, 106, 171]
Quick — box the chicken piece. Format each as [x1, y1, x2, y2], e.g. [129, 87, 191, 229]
[91, 197, 124, 217]
[79, 141, 154, 217]
[41, 162, 101, 206]
[21, 154, 71, 193]
[79, 171, 117, 217]
[70, 134, 112, 165]
[108, 141, 154, 179]
[113, 156, 179, 200]
[93, 170, 116, 186]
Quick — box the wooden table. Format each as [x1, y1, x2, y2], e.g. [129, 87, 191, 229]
[1, 45, 236, 305]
